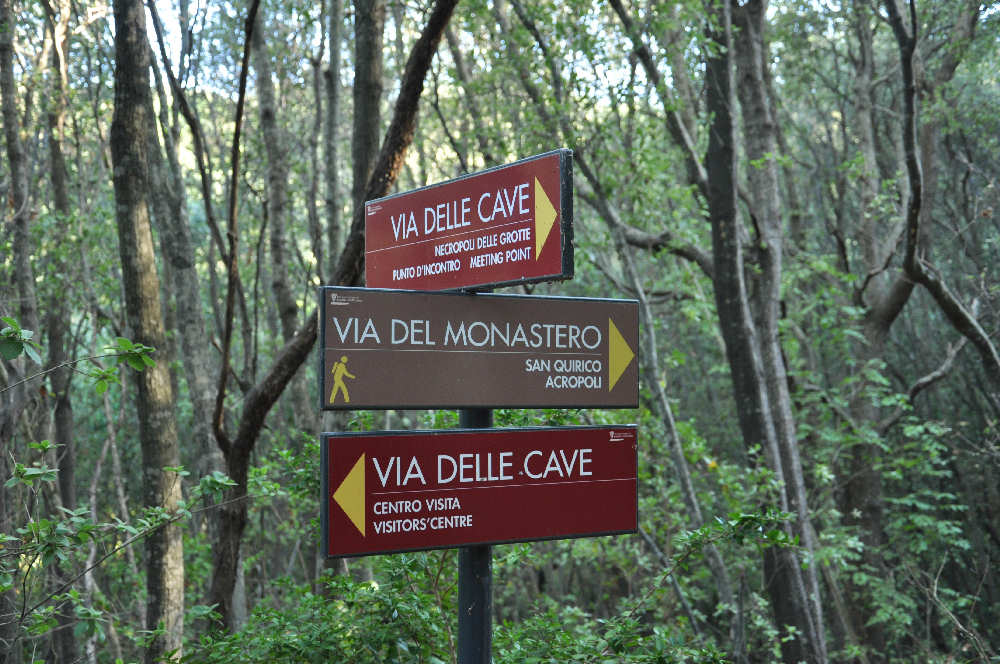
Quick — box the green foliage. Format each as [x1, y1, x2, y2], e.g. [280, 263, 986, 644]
[108, 336, 156, 372]
[186, 509, 792, 663]
[0, 454, 239, 656]
[0, 320, 157, 397]
[495, 602, 726, 663]
[4, 0, 1000, 660]
[185, 570, 454, 663]
[0, 316, 42, 363]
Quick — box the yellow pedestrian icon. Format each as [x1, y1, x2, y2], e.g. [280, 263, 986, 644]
[329, 355, 356, 404]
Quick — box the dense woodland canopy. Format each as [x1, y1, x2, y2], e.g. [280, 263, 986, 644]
[1, 0, 999, 662]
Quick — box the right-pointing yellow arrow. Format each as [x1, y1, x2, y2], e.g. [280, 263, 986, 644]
[534, 177, 557, 259]
[608, 318, 635, 392]
[333, 454, 366, 536]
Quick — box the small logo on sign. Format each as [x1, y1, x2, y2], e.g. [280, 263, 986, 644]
[329, 293, 362, 306]
[366, 204, 382, 216]
[609, 430, 633, 443]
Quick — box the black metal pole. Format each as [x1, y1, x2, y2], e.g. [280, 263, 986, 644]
[457, 406, 492, 664]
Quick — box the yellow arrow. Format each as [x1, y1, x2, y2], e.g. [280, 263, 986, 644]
[534, 177, 557, 259]
[608, 318, 635, 392]
[333, 454, 366, 536]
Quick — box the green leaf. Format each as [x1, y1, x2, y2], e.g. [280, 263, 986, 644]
[0, 338, 22, 360]
[22, 343, 41, 364]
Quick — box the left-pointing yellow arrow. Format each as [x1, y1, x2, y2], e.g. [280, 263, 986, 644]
[333, 454, 366, 536]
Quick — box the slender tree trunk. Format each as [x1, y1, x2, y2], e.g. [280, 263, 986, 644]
[732, 4, 827, 662]
[40, 3, 81, 657]
[250, 9, 312, 437]
[352, 0, 385, 212]
[574, 150, 743, 659]
[615, 219, 742, 661]
[251, 13, 299, 340]
[705, 3, 824, 661]
[445, 26, 495, 167]
[148, 33, 225, 487]
[209, 0, 460, 628]
[333, 0, 459, 286]
[45, 109, 81, 664]
[1, 0, 37, 657]
[44, 0, 75, 510]
[321, 0, 349, 579]
[324, 0, 344, 279]
[308, 24, 325, 282]
[110, 0, 184, 659]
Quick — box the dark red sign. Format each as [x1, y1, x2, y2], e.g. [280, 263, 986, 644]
[319, 287, 639, 410]
[321, 425, 637, 557]
[364, 150, 573, 291]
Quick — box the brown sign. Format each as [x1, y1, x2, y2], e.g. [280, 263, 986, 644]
[364, 150, 573, 291]
[321, 425, 638, 557]
[319, 287, 638, 410]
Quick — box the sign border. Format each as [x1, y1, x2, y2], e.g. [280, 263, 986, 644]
[364, 148, 574, 292]
[320, 424, 638, 558]
[317, 286, 640, 411]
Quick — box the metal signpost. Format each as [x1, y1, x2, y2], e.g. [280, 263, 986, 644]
[319, 150, 639, 664]
[364, 149, 573, 291]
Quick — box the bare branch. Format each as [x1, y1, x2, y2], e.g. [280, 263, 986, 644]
[878, 337, 968, 434]
[608, 0, 709, 200]
[885, 0, 1000, 388]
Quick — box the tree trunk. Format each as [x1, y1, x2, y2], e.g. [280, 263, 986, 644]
[208, 0, 460, 629]
[732, 3, 827, 661]
[110, 0, 184, 659]
[1, 0, 38, 657]
[333, 0, 459, 286]
[147, 29, 225, 488]
[250, 9, 312, 435]
[324, 0, 344, 279]
[251, 13, 299, 340]
[39, 3, 81, 657]
[352, 0, 385, 212]
[445, 27, 495, 167]
[705, 3, 824, 661]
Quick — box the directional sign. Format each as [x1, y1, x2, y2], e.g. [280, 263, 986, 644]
[319, 287, 639, 410]
[364, 150, 573, 291]
[321, 425, 638, 557]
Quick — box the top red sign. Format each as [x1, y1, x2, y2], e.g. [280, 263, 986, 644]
[364, 150, 573, 291]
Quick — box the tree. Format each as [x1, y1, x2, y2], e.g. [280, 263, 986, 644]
[207, 0, 460, 629]
[110, 0, 184, 657]
[1, 0, 40, 658]
[704, 2, 825, 660]
[2, 0, 1000, 659]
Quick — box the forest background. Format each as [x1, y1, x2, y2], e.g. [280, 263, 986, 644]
[1, 0, 999, 662]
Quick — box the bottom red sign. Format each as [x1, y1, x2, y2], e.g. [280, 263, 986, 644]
[321, 425, 638, 557]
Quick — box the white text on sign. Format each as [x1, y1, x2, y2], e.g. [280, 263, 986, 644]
[388, 183, 532, 242]
[370, 449, 594, 488]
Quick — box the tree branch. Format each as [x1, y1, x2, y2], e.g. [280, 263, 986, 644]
[334, 0, 460, 287]
[878, 337, 967, 434]
[608, 0, 709, 200]
[886, 0, 1000, 388]
[212, 0, 261, 457]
